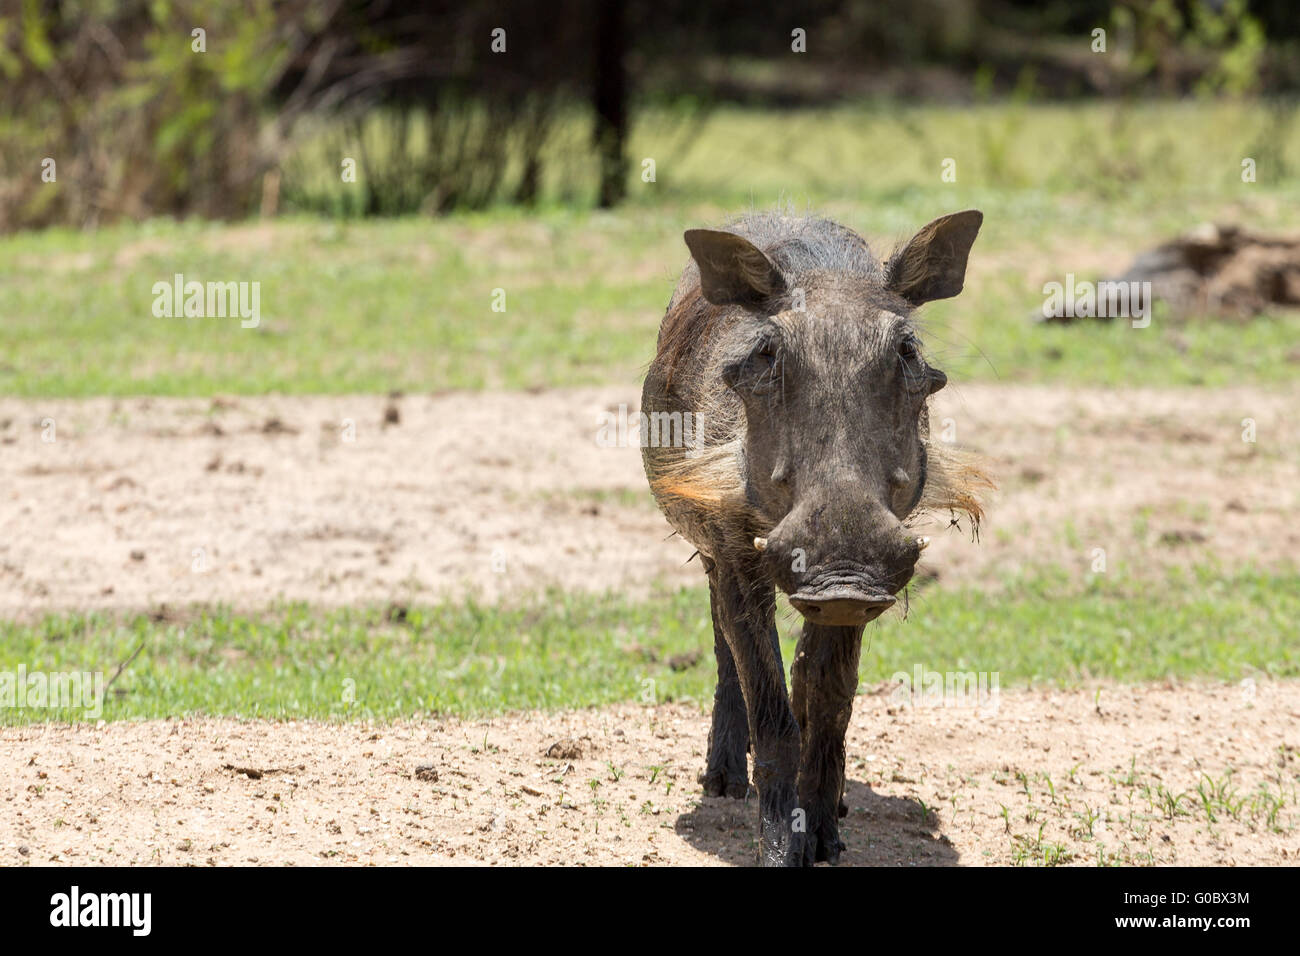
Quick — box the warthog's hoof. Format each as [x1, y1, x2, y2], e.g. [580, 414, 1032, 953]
[701, 767, 751, 799]
[801, 803, 847, 865]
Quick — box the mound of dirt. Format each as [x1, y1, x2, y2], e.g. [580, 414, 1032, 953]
[1041, 223, 1300, 322]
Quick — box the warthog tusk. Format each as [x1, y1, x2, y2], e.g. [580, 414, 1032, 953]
[753, 537, 768, 551]
[916, 536, 931, 551]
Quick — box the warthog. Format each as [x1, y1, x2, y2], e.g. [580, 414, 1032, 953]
[641, 210, 989, 866]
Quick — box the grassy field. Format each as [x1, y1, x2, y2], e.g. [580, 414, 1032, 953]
[3, 564, 1295, 723]
[3, 102, 1300, 397]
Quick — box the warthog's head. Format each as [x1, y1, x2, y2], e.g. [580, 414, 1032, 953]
[683, 211, 984, 626]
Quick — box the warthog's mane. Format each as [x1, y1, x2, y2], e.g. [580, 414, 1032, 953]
[650, 211, 992, 536]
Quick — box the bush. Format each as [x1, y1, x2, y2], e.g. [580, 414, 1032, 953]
[0, 0, 295, 231]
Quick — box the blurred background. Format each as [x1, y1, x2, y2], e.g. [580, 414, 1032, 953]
[2, 0, 1299, 393]
[4, 0, 1300, 223]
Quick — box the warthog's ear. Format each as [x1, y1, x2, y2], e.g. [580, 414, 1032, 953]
[684, 229, 786, 306]
[886, 210, 983, 305]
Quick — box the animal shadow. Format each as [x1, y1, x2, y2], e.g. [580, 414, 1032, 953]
[675, 777, 960, 866]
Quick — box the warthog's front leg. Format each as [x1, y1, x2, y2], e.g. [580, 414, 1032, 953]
[790, 621, 864, 865]
[703, 585, 750, 798]
[709, 560, 802, 866]
[703, 563, 786, 799]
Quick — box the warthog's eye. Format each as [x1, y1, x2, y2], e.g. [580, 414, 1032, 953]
[897, 334, 947, 395]
[723, 334, 782, 396]
[897, 334, 928, 393]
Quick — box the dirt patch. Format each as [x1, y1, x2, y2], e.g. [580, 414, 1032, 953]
[0, 384, 1295, 615]
[3, 681, 1296, 866]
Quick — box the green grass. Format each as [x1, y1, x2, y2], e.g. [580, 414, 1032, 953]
[3, 101, 1300, 396]
[2, 565, 1295, 724]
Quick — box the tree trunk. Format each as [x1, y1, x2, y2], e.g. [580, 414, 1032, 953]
[593, 0, 627, 208]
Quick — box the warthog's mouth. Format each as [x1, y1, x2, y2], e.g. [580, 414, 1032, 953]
[788, 583, 896, 626]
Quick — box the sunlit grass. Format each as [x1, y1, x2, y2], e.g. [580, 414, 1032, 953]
[2, 565, 1294, 722]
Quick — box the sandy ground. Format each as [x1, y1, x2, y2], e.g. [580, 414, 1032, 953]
[3, 682, 1297, 867]
[2, 384, 1297, 615]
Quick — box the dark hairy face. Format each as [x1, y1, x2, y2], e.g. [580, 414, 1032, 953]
[686, 211, 981, 626]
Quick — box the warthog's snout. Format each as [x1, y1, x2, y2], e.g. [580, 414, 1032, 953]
[762, 495, 925, 626]
[788, 588, 896, 626]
